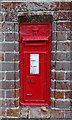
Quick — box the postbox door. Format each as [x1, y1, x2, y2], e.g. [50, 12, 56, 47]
[20, 23, 51, 106]
[23, 52, 48, 105]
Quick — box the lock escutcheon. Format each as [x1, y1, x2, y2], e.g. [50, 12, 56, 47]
[30, 79, 32, 83]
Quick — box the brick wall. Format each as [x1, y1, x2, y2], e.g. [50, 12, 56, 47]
[0, 1, 72, 119]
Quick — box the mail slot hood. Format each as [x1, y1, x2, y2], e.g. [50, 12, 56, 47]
[20, 23, 51, 41]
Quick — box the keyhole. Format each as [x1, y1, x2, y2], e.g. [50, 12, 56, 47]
[30, 79, 32, 83]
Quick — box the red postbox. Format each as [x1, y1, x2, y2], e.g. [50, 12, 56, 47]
[20, 23, 51, 106]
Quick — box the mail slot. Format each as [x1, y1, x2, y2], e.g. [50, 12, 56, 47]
[20, 23, 51, 106]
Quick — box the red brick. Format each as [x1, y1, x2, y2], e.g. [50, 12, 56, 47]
[15, 23, 19, 32]
[5, 99, 19, 107]
[51, 110, 64, 118]
[0, 108, 5, 116]
[51, 72, 55, 80]
[0, 100, 5, 107]
[14, 100, 19, 107]
[2, 2, 14, 12]
[51, 99, 55, 107]
[0, 90, 4, 98]
[5, 53, 19, 61]
[6, 90, 19, 98]
[51, 91, 69, 100]
[56, 52, 66, 61]
[56, 72, 65, 80]
[0, 53, 4, 61]
[0, 72, 5, 80]
[0, 62, 19, 71]
[55, 100, 70, 109]
[1, 43, 15, 52]
[51, 91, 55, 98]
[56, 31, 67, 41]
[0, 13, 3, 21]
[56, 82, 70, 90]
[52, 32, 56, 41]
[0, 23, 2, 32]
[48, 2, 59, 11]
[52, 42, 56, 51]
[56, 62, 70, 71]
[7, 109, 19, 116]
[1, 81, 19, 89]
[0, 4, 2, 12]
[51, 81, 56, 89]
[51, 61, 56, 70]
[0, 33, 4, 42]
[66, 72, 71, 80]
[14, 43, 19, 52]
[52, 22, 56, 31]
[13, 2, 27, 12]
[2, 22, 14, 32]
[57, 42, 70, 51]
[51, 52, 56, 61]
[67, 32, 72, 40]
[65, 110, 72, 118]
[57, 22, 72, 31]
[5, 12, 18, 22]
[54, 12, 71, 21]
[66, 52, 70, 61]
[65, 91, 72, 99]
[59, 12, 71, 20]
[5, 33, 19, 42]
[60, 2, 72, 10]
[13, 2, 59, 12]
[55, 91, 65, 99]
[6, 72, 19, 80]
